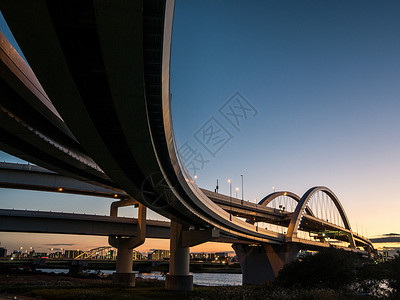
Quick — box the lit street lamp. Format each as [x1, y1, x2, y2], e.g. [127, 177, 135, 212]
[235, 187, 239, 198]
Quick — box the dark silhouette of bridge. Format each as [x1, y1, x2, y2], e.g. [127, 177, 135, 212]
[0, 0, 374, 290]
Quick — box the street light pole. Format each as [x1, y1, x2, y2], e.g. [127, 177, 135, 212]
[241, 175, 244, 205]
[228, 179, 232, 221]
[255, 198, 258, 231]
[235, 187, 239, 199]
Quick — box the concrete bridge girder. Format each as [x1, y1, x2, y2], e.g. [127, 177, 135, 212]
[0, 162, 125, 198]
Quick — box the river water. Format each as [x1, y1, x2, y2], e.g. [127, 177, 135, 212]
[37, 269, 242, 286]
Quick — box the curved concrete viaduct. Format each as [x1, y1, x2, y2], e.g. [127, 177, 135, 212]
[0, 1, 375, 289]
[0, 29, 116, 190]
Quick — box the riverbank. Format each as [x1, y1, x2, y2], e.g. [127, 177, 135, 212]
[0, 273, 387, 300]
[0, 258, 242, 274]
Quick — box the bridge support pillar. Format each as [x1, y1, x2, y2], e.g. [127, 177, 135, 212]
[109, 199, 146, 287]
[113, 239, 135, 286]
[165, 221, 193, 291]
[232, 243, 299, 285]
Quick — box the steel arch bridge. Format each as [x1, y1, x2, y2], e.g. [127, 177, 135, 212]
[74, 246, 117, 260]
[210, 184, 374, 252]
[255, 186, 373, 251]
[73, 246, 144, 261]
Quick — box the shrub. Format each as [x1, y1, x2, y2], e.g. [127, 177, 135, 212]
[275, 248, 363, 289]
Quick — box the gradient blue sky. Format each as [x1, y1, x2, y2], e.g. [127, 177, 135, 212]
[171, 0, 400, 236]
[1, 1, 400, 253]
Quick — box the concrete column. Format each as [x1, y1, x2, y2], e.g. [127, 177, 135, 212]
[165, 220, 193, 291]
[116, 239, 134, 273]
[113, 238, 135, 286]
[232, 243, 299, 285]
[108, 199, 146, 287]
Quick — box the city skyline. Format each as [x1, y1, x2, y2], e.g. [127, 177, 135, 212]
[1, 1, 400, 254]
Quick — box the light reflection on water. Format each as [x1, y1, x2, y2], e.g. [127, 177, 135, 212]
[193, 273, 242, 286]
[36, 269, 242, 286]
[350, 279, 393, 298]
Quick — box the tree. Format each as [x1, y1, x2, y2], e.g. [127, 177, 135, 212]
[276, 248, 363, 289]
[389, 251, 400, 294]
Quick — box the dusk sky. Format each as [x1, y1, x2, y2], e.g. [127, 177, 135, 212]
[1, 1, 400, 254]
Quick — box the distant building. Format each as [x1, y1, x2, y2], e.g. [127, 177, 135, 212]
[132, 250, 144, 260]
[11, 250, 22, 258]
[230, 255, 239, 262]
[190, 252, 215, 261]
[377, 250, 392, 262]
[33, 252, 47, 258]
[49, 251, 63, 259]
[148, 249, 170, 260]
[0, 247, 7, 257]
[105, 249, 116, 260]
[215, 252, 229, 259]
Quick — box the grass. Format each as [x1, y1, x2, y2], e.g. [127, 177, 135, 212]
[25, 284, 191, 300]
[0, 275, 190, 300]
[0, 274, 396, 300]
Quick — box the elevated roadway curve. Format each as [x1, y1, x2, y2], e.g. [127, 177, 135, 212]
[0, 28, 117, 190]
[0, 1, 376, 288]
[0, 0, 282, 244]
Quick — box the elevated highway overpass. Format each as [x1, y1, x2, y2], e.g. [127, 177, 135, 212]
[0, 208, 369, 257]
[0, 0, 375, 289]
[0, 208, 170, 238]
[0, 162, 373, 252]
